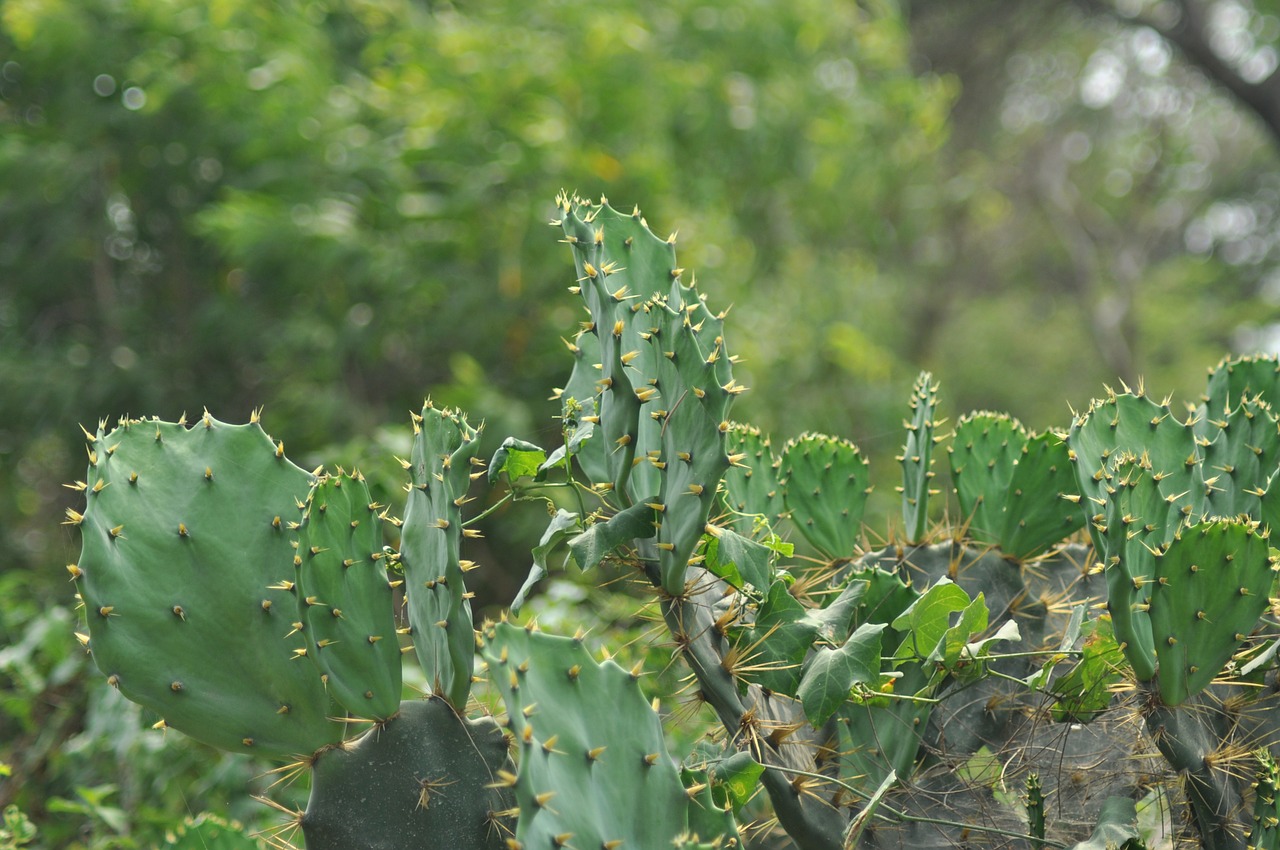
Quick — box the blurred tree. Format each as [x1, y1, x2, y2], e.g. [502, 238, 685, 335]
[0, 0, 951, 590]
[902, 0, 1280, 429]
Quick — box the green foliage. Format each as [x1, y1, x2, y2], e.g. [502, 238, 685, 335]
[162, 814, 265, 850]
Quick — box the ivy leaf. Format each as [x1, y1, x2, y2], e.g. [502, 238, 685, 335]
[704, 525, 773, 590]
[1050, 616, 1125, 722]
[488, 437, 548, 484]
[928, 592, 989, 668]
[566, 502, 656, 571]
[511, 509, 582, 612]
[726, 580, 819, 695]
[797, 622, 886, 725]
[1025, 601, 1087, 690]
[891, 579, 970, 662]
[709, 751, 765, 813]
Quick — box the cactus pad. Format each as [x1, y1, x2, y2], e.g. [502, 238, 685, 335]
[72, 415, 342, 758]
[722, 422, 784, 535]
[399, 401, 483, 709]
[898, 372, 941, 543]
[481, 620, 692, 850]
[1147, 518, 1274, 706]
[779, 432, 870, 560]
[302, 698, 513, 850]
[949, 413, 1084, 559]
[1202, 354, 1280, 416]
[293, 470, 401, 719]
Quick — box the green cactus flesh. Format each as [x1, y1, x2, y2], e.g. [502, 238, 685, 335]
[899, 372, 940, 543]
[721, 423, 785, 535]
[301, 697, 513, 850]
[1250, 750, 1280, 850]
[1147, 518, 1274, 706]
[949, 413, 1084, 560]
[1201, 354, 1280, 417]
[639, 297, 735, 595]
[1098, 453, 1177, 681]
[1068, 389, 1208, 553]
[481, 620, 694, 850]
[71, 415, 343, 758]
[554, 329, 610, 486]
[293, 470, 401, 719]
[1198, 395, 1280, 519]
[779, 432, 870, 560]
[399, 401, 483, 709]
[556, 193, 682, 500]
[1025, 773, 1046, 850]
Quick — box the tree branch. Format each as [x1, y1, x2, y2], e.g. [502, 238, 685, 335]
[1082, 0, 1280, 148]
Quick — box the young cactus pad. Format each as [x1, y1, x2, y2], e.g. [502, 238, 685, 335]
[293, 470, 401, 719]
[898, 372, 941, 543]
[399, 401, 483, 710]
[70, 415, 343, 758]
[779, 432, 870, 560]
[481, 620, 695, 850]
[721, 423, 785, 534]
[948, 413, 1084, 560]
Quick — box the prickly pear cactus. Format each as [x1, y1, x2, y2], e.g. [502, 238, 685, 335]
[779, 432, 870, 560]
[898, 372, 940, 543]
[1147, 518, 1274, 706]
[292, 470, 401, 720]
[481, 620, 705, 850]
[302, 698, 513, 850]
[1251, 750, 1280, 850]
[399, 401, 483, 709]
[721, 422, 785, 534]
[948, 412, 1084, 560]
[69, 414, 343, 758]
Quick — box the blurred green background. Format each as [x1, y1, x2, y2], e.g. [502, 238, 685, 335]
[4, 0, 1280, 845]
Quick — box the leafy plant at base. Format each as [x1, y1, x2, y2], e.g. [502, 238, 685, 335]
[65, 197, 1280, 850]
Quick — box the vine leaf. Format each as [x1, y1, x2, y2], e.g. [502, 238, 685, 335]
[797, 622, 886, 725]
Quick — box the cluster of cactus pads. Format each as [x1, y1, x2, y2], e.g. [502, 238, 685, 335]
[66, 194, 1280, 850]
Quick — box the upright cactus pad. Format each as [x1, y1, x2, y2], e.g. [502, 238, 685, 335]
[293, 471, 401, 719]
[1067, 387, 1208, 549]
[302, 698, 513, 850]
[898, 372, 941, 543]
[949, 413, 1084, 560]
[481, 621, 695, 850]
[1201, 354, 1280, 416]
[555, 193, 682, 500]
[640, 295, 736, 596]
[721, 423, 784, 534]
[949, 412, 1020, 544]
[779, 432, 870, 560]
[1197, 396, 1280, 519]
[71, 414, 343, 758]
[1147, 518, 1274, 706]
[1097, 453, 1176, 681]
[399, 401, 483, 709]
